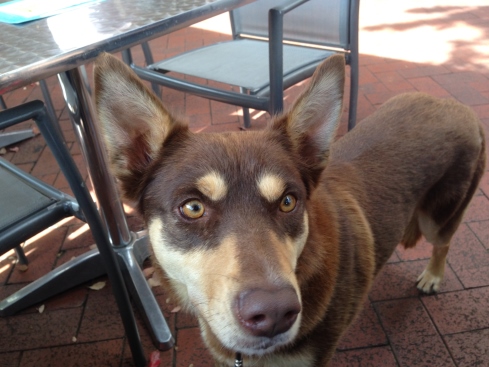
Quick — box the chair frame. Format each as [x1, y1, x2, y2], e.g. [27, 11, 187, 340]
[1, 80, 57, 148]
[128, 0, 360, 130]
[0, 157, 83, 254]
[0, 101, 147, 366]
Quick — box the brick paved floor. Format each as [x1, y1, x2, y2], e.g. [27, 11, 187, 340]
[1, 1, 489, 366]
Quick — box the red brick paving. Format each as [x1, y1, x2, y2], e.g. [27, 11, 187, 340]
[1, 1, 489, 366]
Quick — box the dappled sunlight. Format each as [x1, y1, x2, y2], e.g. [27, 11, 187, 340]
[123, 202, 136, 214]
[194, 126, 207, 133]
[0, 263, 11, 275]
[230, 110, 243, 117]
[89, 187, 98, 203]
[190, 13, 231, 35]
[360, 1, 489, 70]
[20, 216, 75, 255]
[362, 22, 483, 65]
[87, 180, 136, 216]
[67, 223, 89, 241]
[24, 246, 38, 257]
[0, 248, 15, 263]
[192, 2, 489, 72]
[251, 110, 267, 120]
[0, 249, 15, 276]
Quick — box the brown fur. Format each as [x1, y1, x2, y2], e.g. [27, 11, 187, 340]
[94, 52, 485, 366]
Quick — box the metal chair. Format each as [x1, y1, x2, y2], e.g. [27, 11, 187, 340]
[129, 0, 360, 130]
[0, 80, 58, 148]
[0, 157, 82, 267]
[0, 101, 147, 367]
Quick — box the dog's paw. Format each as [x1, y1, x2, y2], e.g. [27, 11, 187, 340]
[416, 269, 442, 294]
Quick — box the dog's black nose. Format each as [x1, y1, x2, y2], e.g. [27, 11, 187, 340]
[236, 287, 301, 338]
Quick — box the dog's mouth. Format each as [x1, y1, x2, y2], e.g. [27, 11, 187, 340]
[228, 330, 298, 356]
[214, 311, 302, 358]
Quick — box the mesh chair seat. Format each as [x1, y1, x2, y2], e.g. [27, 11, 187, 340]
[151, 39, 334, 94]
[0, 157, 79, 254]
[0, 164, 55, 231]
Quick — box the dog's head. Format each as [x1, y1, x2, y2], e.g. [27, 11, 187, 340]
[94, 53, 344, 359]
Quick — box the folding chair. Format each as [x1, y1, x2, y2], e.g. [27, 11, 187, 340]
[129, 0, 360, 130]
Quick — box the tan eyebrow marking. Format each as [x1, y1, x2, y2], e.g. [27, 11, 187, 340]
[196, 171, 228, 201]
[258, 173, 286, 202]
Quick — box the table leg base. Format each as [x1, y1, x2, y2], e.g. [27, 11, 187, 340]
[0, 248, 103, 316]
[0, 232, 174, 351]
[0, 129, 35, 148]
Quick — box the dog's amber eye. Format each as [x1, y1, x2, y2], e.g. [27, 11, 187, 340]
[181, 200, 205, 219]
[279, 194, 297, 213]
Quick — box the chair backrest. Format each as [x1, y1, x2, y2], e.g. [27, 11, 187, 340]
[230, 0, 353, 50]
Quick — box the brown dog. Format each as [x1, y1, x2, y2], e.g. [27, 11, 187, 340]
[94, 52, 485, 366]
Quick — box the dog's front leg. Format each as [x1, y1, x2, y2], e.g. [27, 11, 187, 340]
[417, 244, 450, 293]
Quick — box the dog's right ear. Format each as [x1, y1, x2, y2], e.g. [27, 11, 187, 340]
[94, 52, 186, 202]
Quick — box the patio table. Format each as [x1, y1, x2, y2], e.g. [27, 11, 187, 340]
[0, 0, 254, 359]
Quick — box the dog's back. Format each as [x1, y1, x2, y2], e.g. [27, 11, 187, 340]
[298, 92, 486, 365]
[328, 92, 485, 272]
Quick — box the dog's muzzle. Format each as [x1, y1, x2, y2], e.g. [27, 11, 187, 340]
[235, 286, 301, 338]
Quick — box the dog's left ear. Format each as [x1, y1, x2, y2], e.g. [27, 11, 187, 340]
[273, 54, 345, 184]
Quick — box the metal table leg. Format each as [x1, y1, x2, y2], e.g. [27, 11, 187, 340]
[59, 68, 174, 350]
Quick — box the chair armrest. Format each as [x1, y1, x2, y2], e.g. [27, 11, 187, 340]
[267, 0, 311, 114]
[271, 0, 310, 14]
[0, 99, 44, 130]
[132, 65, 270, 111]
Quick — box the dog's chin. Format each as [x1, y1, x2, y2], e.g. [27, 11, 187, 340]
[230, 334, 292, 356]
[217, 317, 301, 357]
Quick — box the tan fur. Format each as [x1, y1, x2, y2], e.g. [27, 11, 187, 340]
[196, 171, 228, 201]
[258, 173, 286, 202]
[94, 52, 485, 366]
[417, 244, 450, 293]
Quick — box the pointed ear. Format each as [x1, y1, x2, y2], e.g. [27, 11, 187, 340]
[274, 54, 345, 184]
[94, 52, 186, 202]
